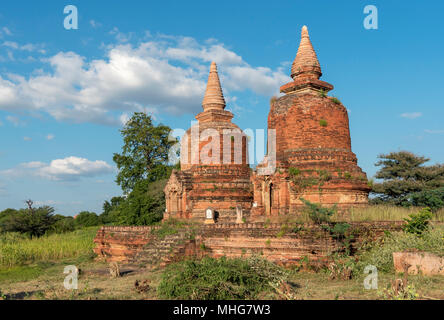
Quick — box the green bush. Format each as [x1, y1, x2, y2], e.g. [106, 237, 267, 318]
[157, 256, 289, 300]
[110, 179, 166, 226]
[355, 225, 444, 273]
[402, 207, 433, 236]
[50, 216, 76, 234]
[300, 198, 336, 224]
[74, 211, 100, 228]
[410, 187, 444, 212]
[1, 206, 56, 238]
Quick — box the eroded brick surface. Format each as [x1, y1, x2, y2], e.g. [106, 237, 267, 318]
[94, 222, 403, 266]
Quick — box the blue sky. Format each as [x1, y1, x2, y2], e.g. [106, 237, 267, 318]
[0, 0, 443, 215]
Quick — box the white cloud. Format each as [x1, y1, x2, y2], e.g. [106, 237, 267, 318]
[46, 134, 55, 140]
[401, 112, 422, 119]
[23, 136, 32, 141]
[0, 32, 291, 125]
[1, 156, 114, 181]
[2, 27, 12, 36]
[0, 27, 12, 38]
[2, 41, 46, 54]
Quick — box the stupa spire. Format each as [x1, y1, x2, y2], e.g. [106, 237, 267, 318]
[202, 62, 226, 111]
[291, 26, 322, 80]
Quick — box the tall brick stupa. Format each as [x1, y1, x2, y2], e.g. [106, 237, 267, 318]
[251, 26, 370, 216]
[164, 62, 253, 221]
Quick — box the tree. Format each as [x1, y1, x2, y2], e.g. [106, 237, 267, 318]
[50, 215, 75, 234]
[2, 201, 56, 237]
[74, 211, 100, 228]
[410, 187, 444, 212]
[100, 196, 125, 224]
[371, 151, 444, 206]
[110, 179, 166, 226]
[0, 208, 19, 232]
[113, 112, 176, 194]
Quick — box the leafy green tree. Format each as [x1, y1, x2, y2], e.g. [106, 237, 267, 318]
[50, 215, 75, 234]
[371, 151, 444, 205]
[113, 112, 176, 194]
[100, 196, 125, 224]
[74, 211, 100, 228]
[111, 179, 166, 225]
[410, 187, 444, 212]
[0, 208, 18, 232]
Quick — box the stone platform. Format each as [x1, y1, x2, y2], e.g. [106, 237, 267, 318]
[94, 222, 404, 268]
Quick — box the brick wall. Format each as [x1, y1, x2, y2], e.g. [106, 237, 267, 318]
[94, 222, 404, 266]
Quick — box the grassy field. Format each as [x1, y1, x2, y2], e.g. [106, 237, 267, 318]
[1, 257, 443, 300]
[262, 205, 444, 224]
[0, 227, 99, 269]
[0, 207, 443, 300]
[346, 205, 444, 222]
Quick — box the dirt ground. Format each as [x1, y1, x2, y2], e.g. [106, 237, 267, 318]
[1, 258, 443, 300]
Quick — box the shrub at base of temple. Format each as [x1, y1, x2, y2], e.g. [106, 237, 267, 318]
[354, 214, 443, 274]
[157, 256, 295, 300]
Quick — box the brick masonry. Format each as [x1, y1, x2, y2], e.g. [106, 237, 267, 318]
[164, 26, 370, 223]
[94, 222, 404, 266]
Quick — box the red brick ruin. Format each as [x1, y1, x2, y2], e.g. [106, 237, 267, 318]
[164, 26, 370, 222]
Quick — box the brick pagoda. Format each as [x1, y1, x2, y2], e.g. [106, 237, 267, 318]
[165, 26, 370, 222]
[251, 26, 370, 216]
[164, 62, 253, 222]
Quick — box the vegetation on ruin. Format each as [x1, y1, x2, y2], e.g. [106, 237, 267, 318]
[289, 168, 332, 192]
[319, 119, 328, 127]
[330, 97, 341, 104]
[318, 89, 327, 98]
[354, 224, 444, 274]
[151, 218, 198, 240]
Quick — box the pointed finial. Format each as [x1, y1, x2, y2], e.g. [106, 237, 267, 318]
[291, 25, 322, 80]
[202, 62, 226, 111]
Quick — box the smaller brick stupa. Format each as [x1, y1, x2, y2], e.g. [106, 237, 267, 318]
[164, 62, 252, 222]
[251, 26, 370, 216]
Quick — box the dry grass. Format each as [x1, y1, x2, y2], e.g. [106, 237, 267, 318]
[261, 205, 444, 224]
[345, 205, 444, 222]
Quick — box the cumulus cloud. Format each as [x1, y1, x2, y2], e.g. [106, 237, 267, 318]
[23, 136, 32, 141]
[401, 112, 422, 119]
[1, 156, 114, 181]
[46, 134, 55, 140]
[0, 32, 291, 125]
